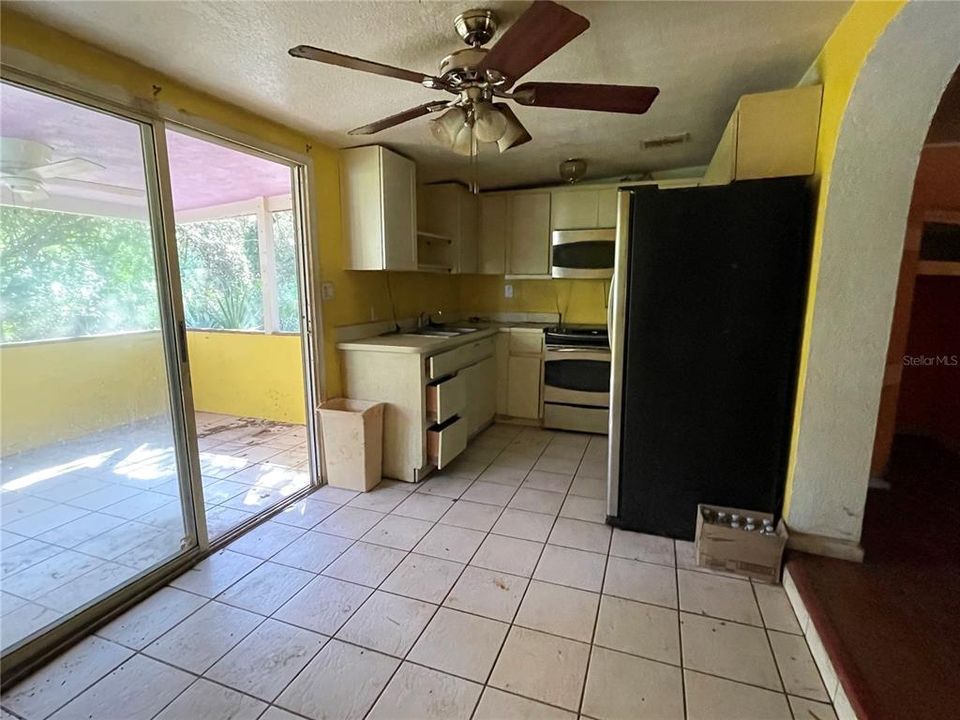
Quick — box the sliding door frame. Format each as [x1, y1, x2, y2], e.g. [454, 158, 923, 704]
[161, 120, 324, 543]
[0, 64, 325, 687]
[0, 69, 207, 687]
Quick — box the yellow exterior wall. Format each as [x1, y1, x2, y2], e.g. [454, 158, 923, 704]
[0, 333, 171, 455]
[459, 276, 608, 325]
[186, 332, 305, 424]
[783, 0, 905, 516]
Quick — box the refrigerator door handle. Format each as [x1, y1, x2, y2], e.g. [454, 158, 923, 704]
[607, 190, 632, 519]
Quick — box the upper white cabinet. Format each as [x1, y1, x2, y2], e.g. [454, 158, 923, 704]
[507, 191, 551, 276]
[702, 85, 823, 186]
[340, 145, 417, 271]
[550, 187, 618, 230]
[418, 183, 478, 274]
[478, 194, 508, 274]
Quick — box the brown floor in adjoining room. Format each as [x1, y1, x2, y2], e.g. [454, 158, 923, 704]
[2, 424, 836, 720]
[787, 435, 960, 720]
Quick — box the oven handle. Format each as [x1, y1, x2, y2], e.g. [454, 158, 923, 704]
[545, 348, 612, 361]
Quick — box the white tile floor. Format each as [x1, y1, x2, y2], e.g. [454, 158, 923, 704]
[1, 423, 837, 720]
[0, 413, 307, 652]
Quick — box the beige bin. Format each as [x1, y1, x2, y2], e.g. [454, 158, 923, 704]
[318, 398, 384, 492]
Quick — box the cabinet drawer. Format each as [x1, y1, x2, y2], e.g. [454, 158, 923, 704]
[509, 331, 543, 355]
[427, 416, 468, 469]
[428, 337, 495, 379]
[426, 373, 466, 424]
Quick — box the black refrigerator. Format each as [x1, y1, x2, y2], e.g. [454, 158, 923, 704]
[607, 177, 811, 540]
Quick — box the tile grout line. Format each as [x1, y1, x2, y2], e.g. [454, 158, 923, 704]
[467, 431, 568, 719]
[356, 425, 540, 720]
[576, 509, 614, 718]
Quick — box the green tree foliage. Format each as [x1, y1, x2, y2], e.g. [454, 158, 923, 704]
[0, 207, 276, 343]
[271, 210, 301, 332]
[176, 215, 263, 331]
[0, 206, 160, 342]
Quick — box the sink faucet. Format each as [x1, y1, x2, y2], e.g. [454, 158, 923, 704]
[418, 310, 444, 328]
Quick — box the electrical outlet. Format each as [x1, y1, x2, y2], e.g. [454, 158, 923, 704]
[369, 306, 376, 321]
[504, 284, 514, 299]
[320, 281, 335, 301]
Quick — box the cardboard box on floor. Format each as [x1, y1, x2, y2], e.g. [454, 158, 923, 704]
[695, 504, 789, 584]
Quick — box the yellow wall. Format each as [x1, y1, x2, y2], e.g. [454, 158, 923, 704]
[459, 276, 608, 325]
[187, 331, 305, 424]
[783, 0, 905, 516]
[0, 333, 170, 455]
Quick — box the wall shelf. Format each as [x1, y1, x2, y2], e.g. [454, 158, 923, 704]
[916, 260, 960, 277]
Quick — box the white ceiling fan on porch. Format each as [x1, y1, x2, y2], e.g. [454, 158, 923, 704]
[0, 137, 142, 203]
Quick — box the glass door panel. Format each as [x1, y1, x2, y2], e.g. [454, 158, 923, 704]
[0, 82, 198, 654]
[165, 127, 311, 540]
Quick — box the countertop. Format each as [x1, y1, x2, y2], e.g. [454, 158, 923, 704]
[337, 322, 549, 355]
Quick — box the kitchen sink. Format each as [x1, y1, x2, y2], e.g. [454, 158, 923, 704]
[402, 329, 460, 337]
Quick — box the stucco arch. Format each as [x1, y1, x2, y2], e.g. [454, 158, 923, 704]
[786, 1, 960, 552]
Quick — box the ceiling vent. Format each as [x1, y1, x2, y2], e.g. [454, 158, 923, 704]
[641, 132, 691, 150]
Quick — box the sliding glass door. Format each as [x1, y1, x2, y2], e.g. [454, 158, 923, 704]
[0, 82, 201, 656]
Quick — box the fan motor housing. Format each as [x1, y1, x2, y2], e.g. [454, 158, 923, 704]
[438, 47, 489, 87]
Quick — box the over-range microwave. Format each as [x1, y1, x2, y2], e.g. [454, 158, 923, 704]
[550, 228, 616, 279]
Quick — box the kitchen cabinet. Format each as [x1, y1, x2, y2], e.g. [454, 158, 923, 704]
[340, 145, 417, 270]
[461, 355, 497, 436]
[339, 332, 497, 481]
[551, 187, 618, 230]
[478, 194, 508, 274]
[418, 183, 478, 273]
[499, 328, 544, 420]
[507, 191, 551, 276]
[702, 85, 822, 186]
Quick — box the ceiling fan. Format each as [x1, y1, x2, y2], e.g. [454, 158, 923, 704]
[289, 1, 660, 155]
[0, 138, 142, 204]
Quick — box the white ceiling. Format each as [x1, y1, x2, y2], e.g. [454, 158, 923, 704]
[11, 0, 850, 189]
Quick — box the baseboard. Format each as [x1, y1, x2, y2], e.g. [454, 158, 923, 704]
[786, 530, 864, 562]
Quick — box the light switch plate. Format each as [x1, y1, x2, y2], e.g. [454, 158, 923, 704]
[321, 281, 335, 301]
[504, 284, 514, 299]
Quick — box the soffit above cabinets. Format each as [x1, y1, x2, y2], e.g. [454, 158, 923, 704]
[12, 1, 849, 189]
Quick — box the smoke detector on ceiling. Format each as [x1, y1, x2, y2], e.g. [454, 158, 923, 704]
[641, 132, 691, 150]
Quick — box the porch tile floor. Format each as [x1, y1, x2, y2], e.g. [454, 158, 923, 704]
[0, 412, 308, 653]
[2, 423, 837, 720]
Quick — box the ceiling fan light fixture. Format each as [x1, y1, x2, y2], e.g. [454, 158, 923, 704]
[473, 102, 507, 143]
[429, 106, 469, 147]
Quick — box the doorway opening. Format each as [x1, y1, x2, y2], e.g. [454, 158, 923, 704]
[789, 65, 960, 720]
[164, 126, 315, 540]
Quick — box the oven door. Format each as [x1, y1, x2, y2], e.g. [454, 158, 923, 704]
[551, 229, 615, 279]
[543, 347, 611, 407]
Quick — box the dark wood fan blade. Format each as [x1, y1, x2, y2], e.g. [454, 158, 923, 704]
[289, 45, 437, 85]
[348, 102, 448, 135]
[478, 2, 589, 85]
[493, 103, 532, 151]
[513, 82, 660, 114]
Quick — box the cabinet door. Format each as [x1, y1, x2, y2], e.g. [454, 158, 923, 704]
[507, 355, 542, 419]
[597, 188, 619, 227]
[381, 149, 418, 270]
[551, 190, 599, 230]
[508, 192, 551, 276]
[471, 355, 497, 434]
[459, 191, 479, 274]
[495, 333, 510, 415]
[478, 194, 507, 274]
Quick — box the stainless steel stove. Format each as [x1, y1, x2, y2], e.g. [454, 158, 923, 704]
[542, 325, 611, 434]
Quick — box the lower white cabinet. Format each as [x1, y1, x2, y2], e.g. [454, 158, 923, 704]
[497, 329, 544, 421]
[461, 355, 496, 437]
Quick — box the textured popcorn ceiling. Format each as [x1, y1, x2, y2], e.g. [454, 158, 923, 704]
[13, 0, 849, 189]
